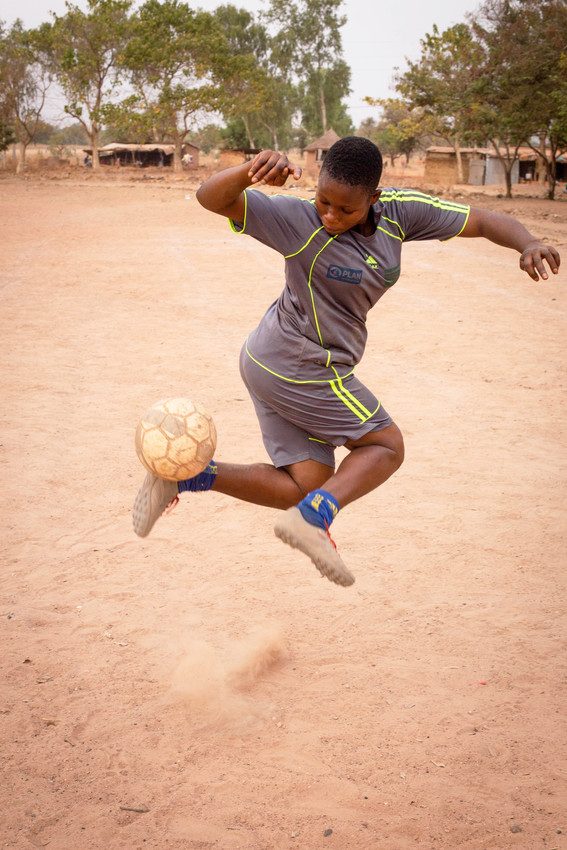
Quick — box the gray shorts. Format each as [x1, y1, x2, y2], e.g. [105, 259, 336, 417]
[239, 345, 393, 468]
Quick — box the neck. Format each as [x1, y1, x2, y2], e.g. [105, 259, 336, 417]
[354, 206, 376, 237]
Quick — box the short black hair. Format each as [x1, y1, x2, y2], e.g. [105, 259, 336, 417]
[320, 136, 383, 193]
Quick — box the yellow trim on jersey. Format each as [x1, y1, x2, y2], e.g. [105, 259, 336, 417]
[330, 380, 366, 421]
[382, 215, 406, 239]
[245, 344, 382, 425]
[331, 366, 372, 418]
[245, 341, 354, 385]
[285, 226, 326, 259]
[379, 189, 469, 214]
[308, 436, 330, 444]
[307, 235, 337, 346]
[376, 224, 402, 242]
[367, 401, 382, 418]
[228, 187, 249, 234]
[444, 205, 471, 240]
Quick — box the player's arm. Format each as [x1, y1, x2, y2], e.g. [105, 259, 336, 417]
[459, 207, 560, 282]
[196, 150, 302, 222]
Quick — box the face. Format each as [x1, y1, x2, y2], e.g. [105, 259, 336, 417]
[315, 174, 380, 236]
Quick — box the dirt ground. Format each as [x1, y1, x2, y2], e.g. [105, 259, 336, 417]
[1, 172, 566, 850]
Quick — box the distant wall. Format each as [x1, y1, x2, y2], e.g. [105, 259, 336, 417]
[217, 150, 259, 170]
[0, 143, 85, 170]
[424, 150, 471, 184]
[424, 149, 523, 185]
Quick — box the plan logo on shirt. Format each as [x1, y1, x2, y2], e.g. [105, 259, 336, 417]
[326, 264, 363, 285]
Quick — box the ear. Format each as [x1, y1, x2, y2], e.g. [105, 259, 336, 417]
[369, 189, 381, 204]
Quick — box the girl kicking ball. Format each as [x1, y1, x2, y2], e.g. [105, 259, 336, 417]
[133, 136, 560, 587]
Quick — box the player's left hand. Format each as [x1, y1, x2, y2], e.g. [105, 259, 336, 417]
[519, 241, 560, 281]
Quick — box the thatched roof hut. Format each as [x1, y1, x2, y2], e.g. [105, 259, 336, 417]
[82, 142, 199, 168]
[304, 129, 341, 176]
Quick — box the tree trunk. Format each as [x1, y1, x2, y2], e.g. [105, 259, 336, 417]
[490, 141, 515, 199]
[242, 116, 255, 149]
[504, 166, 512, 199]
[536, 133, 546, 183]
[173, 139, 183, 173]
[454, 136, 464, 183]
[16, 140, 26, 174]
[546, 159, 556, 200]
[90, 127, 100, 171]
[319, 80, 328, 134]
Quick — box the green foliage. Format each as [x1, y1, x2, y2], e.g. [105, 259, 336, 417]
[31, 118, 56, 142]
[186, 122, 223, 153]
[0, 117, 15, 151]
[265, 0, 345, 82]
[212, 4, 296, 150]
[0, 18, 52, 158]
[395, 22, 484, 147]
[41, 0, 133, 163]
[264, 0, 351, 142]
[360, 99, 434, 164]
[48, 121, 89, 144]
[214, 4, 267, 58]
[300, 60, 353, 138]
[221, 118, 264, 149]
[113, 0, 229, 167]
[99, 97, 158, 143]
[470, 0, 567, 197]
[392, 2, 566, 196]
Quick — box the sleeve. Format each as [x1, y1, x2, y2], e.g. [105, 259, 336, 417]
[382, 190, 470, 243]
[228, 189, 309, 255]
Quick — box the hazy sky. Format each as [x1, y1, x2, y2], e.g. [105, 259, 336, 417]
[0, 0, 481, 125]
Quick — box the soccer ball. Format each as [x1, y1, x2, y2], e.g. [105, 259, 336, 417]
[135, 397, 217, 482]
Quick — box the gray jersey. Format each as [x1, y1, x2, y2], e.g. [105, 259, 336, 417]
[230, 188, 470, 383]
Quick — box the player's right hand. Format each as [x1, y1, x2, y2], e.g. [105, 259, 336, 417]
[248, 150, 302, 186]
[519, 241, 560, 281]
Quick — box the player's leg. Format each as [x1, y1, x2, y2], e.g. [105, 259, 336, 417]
[272, 425, 402, 588]
[210, 458, 331, 509]
[272, 376, 403, 587]
[132, 400, 334, 537]
[323, 422, 404, 506]
[208, 380, 336, 508]
[132, 457, 331, 538]
[210, 456, 355, 585]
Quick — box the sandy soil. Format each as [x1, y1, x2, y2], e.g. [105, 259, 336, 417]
[0, 173, 566, 850]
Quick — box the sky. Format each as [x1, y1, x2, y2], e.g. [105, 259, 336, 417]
[0, 0, 482, 126]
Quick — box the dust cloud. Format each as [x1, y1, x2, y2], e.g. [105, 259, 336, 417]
[168, 625, 287, 724]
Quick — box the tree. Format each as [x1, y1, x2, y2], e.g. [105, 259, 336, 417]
[395, 23, 484, 182]
[213, 4, 267, 148]
[264, 0, 351, 140]
[42, 0, 132, 171]
[361, 98, 433, 165]
[300, 59, 353, 138]
[117, 0, 227, 171]
[186, 122, 223, 153]
[33, 118, 57, 143]
[0, 20, 52, 173]
[48, 121, 89, 145]
[213, 4, 297, 151]
[471, 0, 567, 199]
[0, 117, 15, 152]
